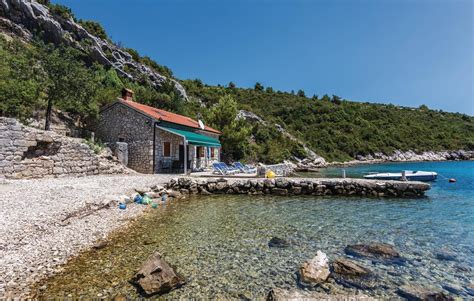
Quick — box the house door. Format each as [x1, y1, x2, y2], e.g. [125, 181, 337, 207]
[179, 145, 185, 167]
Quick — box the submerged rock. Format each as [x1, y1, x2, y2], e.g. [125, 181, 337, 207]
[397, 285, 454, 301]
[436, 250, 457, 262]
[330, 258, 376, 290]
[268, 237, 291, 248]
[344, 243, 401, 260]
[267, 288, 375, 301]
[298, 250, 330, 286]
[331, 258, 371, 277]
[130, 252, 185, 296]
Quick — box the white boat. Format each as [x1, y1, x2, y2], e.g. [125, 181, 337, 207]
[363, 170, 437, 182]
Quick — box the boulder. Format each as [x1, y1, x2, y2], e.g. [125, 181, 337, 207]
[331, 258, 371, 277]
[298, 250, 330, 286]
[397, 285, 454, 301]
[344, 243, 401, 260]
[330, 258, 376, 290]
[267, 288, 375, 301]
[271, 188, 288, 196]
[130, 252, 185, 296]
[268, 237, 290, 248]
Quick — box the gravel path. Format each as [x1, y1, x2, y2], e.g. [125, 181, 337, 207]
[0, 174, 174, 298]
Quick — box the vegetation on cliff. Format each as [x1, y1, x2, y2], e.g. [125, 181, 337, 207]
[0, 1, 473, 163]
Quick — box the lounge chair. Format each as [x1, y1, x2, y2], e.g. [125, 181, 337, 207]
[219, 162, 239, 174]
[233, 162, 257, 174]
[212, 163, 226, 175]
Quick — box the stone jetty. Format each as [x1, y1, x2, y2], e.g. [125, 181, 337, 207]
[166, 177, 430, 197]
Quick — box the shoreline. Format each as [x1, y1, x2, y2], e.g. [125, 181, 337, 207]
[0, 160, 459, 298]
[326, 158, 474, 168]
[0, 174, 175, 298]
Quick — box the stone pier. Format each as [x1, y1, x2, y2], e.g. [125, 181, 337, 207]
[166, 177, 431, 198]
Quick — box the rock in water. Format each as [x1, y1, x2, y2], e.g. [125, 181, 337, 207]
[397, 285, 454, 301]
[344, 243, 400, 260]
[330, 258, 376, 290]
[331, 258, 371, 277]
[130, 252, 185, 296]
[299, 250, 330, 286]
[436, 250, 457, 262]
[268, 237, 290, 248]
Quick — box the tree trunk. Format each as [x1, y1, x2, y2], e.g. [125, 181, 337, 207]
[45, 98, 53, 131]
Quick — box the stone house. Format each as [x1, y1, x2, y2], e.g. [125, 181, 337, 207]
[96, 89, 221, 174]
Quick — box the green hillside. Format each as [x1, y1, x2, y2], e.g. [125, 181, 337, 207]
[0, 2, 473, 163]
[182, 81, 474, 161]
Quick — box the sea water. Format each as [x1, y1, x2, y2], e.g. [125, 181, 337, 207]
[37, 161, 474, 299]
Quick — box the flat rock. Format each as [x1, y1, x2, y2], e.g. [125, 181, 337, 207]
[331, 258, 371, 277]
[130, 252, 185, 296]
[345, 243, 401, 260]
[268, 237, 290, 248]
[299, 250, 330, 286]
[267, 288, 375, 301]
[330, 258, 376, 290]
[397, 285, 454, 301]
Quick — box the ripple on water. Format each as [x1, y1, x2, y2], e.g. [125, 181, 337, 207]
[37, 162, 474, 299]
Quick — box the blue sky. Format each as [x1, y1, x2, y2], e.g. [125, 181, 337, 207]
[54, 0, 473, 114]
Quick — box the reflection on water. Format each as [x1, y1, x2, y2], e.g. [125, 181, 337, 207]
[37, 161, 474, 299]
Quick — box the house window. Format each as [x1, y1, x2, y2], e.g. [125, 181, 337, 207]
[163, 142, 171, 157]
[197, 146, 205, 158]
[210, 148, 215, 158]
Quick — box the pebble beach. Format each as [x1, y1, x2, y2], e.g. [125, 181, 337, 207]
[0, 174, 174, 298]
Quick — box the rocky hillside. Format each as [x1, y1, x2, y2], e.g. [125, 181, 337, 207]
[0, 0, 186, 98]
[1, 0, 473, 165]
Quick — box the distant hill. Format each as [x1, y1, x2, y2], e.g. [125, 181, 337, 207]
[1, 0, 473, 163]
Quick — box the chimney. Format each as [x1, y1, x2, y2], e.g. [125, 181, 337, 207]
[121, 88, 134, 101]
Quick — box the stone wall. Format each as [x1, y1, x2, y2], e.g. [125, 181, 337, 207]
[166, 177, 431, 198]
[96, 102, 154, 173]
[0, 117, 130, 179]
[154, 128, 184, 173]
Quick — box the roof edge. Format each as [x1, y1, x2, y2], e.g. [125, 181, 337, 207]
[100, 99, 222, 135]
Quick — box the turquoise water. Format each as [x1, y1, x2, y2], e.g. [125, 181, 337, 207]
[39, 161, 474, 299]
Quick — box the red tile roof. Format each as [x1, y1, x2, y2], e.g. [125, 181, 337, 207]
[119, 99, 221, 134]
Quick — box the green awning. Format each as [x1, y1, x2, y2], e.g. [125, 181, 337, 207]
[157, 126, 221, 147]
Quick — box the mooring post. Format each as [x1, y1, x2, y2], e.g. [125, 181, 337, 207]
[401, 170, 407, 181]
[342, 169, 346, 178]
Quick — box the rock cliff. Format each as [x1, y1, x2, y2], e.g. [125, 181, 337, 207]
[0, 0, 187, 98]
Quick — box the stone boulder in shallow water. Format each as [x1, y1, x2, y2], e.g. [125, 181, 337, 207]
[298, 251, 330, 286]
[330, 258, 377, 290]
[130, 252, 185, 296]
[345, 243, 401, 260]
[331, 258, 371, 277]
[268, 237, 291, 248]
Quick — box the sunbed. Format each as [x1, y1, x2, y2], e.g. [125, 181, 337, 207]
[219, 162, 240, 174]
[233, 162, 257, 174]
[212, 163, 226, 175]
